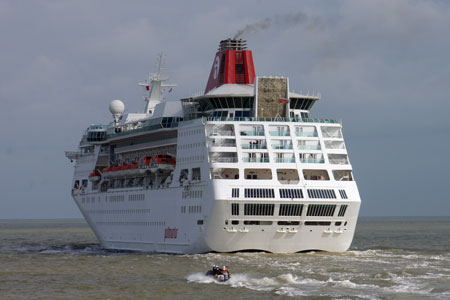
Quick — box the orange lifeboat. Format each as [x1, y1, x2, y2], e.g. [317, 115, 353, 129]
[150, 154, 176, 171]
[88, 170, 101, 181]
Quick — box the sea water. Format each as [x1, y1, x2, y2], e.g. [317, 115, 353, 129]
[0, 217, 449, 299]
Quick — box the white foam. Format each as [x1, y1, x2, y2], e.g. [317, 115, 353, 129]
[186, 272, 218, 284]
[39, 249, 62, 254]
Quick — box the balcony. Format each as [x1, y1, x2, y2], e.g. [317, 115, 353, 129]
[269, 131, 290, 136]
[272, 145, 293, 150]
[328, 154, 349, 165]
[298, 145, 321, 150]
[210, 157, 239, 163]
[243, 158, 270, 163]
[240, 131, 265, 136]
[242, 144, 267, 149]
[208, 140, 236, 147]
[275, 158, 296, 163]
[296, 132, 318, 137]
[209, 130, 235, 136]
[300, 159, 325, 164]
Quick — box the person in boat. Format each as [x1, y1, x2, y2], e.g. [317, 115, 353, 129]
[206, 265, 231, 281]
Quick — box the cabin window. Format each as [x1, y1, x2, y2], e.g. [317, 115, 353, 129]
[192, 168, 201, 181]
[210, 168, 239, 179]
[231, 203, 239, 215]
[302, 169, 330, 181]
[244, 169, 272, 180]
[276, 169, 299, 183]
[333, 170, 353, 181]
[179, 169, 188, 183]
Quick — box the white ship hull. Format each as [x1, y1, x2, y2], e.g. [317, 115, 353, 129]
[70, 119, 361, 254]
[66, 39, 362, 254]
[73, 182, 360, 254]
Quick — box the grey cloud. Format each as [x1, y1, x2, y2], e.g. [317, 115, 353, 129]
[1, 0, 449, 218]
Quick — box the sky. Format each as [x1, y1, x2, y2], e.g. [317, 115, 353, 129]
[1, 0, 449, 219]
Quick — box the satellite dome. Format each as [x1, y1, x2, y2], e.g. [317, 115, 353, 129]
[109, 99, 125, 115]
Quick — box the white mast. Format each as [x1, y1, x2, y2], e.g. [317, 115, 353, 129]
[138, 53, 176, 115]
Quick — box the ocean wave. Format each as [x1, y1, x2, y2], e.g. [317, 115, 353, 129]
[0, 243, 106, 255]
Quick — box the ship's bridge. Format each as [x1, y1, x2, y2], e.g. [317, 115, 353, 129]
[181, 38, 320, 121]
[181, 86, 320, 121]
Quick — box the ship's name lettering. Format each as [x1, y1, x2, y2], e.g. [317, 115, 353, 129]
[164, 227, 178, 239]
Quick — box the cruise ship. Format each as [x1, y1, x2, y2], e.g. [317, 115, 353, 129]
[66, 39, 361, 254]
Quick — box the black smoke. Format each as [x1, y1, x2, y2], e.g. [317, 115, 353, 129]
[233, 13, 322, 39]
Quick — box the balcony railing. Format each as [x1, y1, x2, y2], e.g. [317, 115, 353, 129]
[269, 131, 290, 136]
[201, 117, 340, 124]
[272, 145, 293, 149]
[300, 159, 325, 164]
[296, 132, 318, 137]
[210, 157, 238, 163]
[208, 141, 236, 147]
[242, 144, 267, 149]
[209, 130, 235, 136]
[298, 145, 321, 150]
[328, 158, 349, 165]
[275, 158, 296, 163]
[240, 131, 265, 136]
[242, 158, 270, 163]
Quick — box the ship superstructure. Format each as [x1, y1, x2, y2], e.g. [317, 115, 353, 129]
[66, 39, 361, 253]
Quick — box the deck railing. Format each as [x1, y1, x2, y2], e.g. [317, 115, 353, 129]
[242, 158, 270, 163]
[296, 132, 318, 137]
[275, 158, 296, 163]
[269, 131, 291, 136]
[241, 144, 267, 149]
[240, 131, 265, 136]
[298, 145, 321, 150]
[300, 159, 325, 164]
[209, 157, 238, 163]
[272, 145, 293, 149]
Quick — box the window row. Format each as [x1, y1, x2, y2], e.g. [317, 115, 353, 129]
[244, 188, 275, 198]
[211, 168, 353, 182]
[280, 189, 303, 199]
[182, 190, 203, 199]
[181, 205, 202, 214]
[231, 203, 348, 217]
[244, 204, 275, 216]
[108, 195, 126, 202]
[179, 128, 203, 137]
[128, 194, 145, 201]
[339, 190, 348, 199]
[338, 205, 348, 217]
[178, 142, 203, 150]
[306, 204, 337, 217]
[307, 189, 337, 199]
[231, 188, 349, 200]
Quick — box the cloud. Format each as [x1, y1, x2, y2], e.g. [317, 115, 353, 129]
[1, 0, 450, 218]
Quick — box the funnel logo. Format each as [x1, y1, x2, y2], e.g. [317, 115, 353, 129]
[213, 56, 220, 79]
